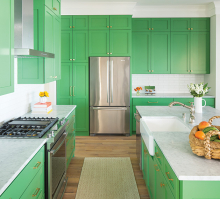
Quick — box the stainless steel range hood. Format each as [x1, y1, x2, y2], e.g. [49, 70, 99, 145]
[14, 0, 54, 58]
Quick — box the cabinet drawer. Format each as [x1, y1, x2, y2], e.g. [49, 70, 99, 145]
[21, 166, 44, 199]
[133, 98, 173, 106]
[0, 146, 45, 198]
[164, 158, 179, 198]
[155, 142, 164, 169]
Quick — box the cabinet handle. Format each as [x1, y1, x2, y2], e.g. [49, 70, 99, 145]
[73, 26, 75, 28]
[70, 86, 72, 96]
[149, 70, 151, 72]
[154, 164, 160, 171]
[151, 70, 154, 72]
[54, 76, 57, 79]
[110, 53, 112, 54]
[152, 28, 154, 30]
[53, 7, 57, 11]
[73, 59, 75, 61]
[70, 26, 72, 28]
[160, 183, 165, 187]
[73, 86, 75, 96]
[191, 70, 193, 72]
[33, 162, 41, 169]
[110, 26, 112, 28]
[155, 152, 161, 158]
[32, 188, 40, 197]
[148, 101, 158, 103]
[188, 28, 190, 30]
[70, 59, 72, 61]
[107, 53, 109, 54]
[107, 26, 109, 28]
[144, 150, 148, 154]
[149, 28, 151, 30]
[165, 172, 173, 181]
[188, 70, 190, 72]
[191, 28, 193, 30]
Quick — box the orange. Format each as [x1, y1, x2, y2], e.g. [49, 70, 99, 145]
[198, 121, 210, 131]
[195, 131, 205, 140]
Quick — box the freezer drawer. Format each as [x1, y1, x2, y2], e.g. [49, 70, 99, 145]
[90, 107, 130, 135]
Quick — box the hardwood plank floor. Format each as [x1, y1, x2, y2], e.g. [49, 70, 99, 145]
[63, 135, 149, 199]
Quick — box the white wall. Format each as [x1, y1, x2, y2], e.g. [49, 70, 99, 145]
[132, 74, 205, 93]
[0, 59, 44, 125]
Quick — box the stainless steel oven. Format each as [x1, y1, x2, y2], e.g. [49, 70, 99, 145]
[46, 120, 69, 199]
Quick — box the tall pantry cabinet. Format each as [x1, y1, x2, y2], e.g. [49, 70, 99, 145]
[57, 16, 89, 136]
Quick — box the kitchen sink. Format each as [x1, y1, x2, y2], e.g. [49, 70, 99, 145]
[140, 116, 190, 156]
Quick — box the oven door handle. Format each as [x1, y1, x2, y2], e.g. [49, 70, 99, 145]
[50, 132, 67, 155]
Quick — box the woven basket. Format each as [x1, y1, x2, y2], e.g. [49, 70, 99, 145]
[189, 116, 220, 160]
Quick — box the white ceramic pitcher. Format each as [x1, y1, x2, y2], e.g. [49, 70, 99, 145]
[194, 97, 206, 113]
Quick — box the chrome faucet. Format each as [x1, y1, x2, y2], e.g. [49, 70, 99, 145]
[169, 101, 195, 123]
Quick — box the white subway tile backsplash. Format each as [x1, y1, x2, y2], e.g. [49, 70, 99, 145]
[132, 74, 205, 94]
[0, 59, 45, 124]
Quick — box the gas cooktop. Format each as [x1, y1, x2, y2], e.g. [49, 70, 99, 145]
[0, 117, 59, 138]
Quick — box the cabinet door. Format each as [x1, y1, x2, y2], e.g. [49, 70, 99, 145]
[171, 18, 191, 31]
[52, 0, 61, 15]
[143, 144, 149, 187]
[148, 156, 156, 199]
[155, 169, 165, 199]
[56, 63, 73, 105]
[110, 15, 132, 30]
[73, 15, 89, 30]
[132, 32, 151, 74]
[191, 18, 210, 31]
[132, 18, 151, 31]
[151, 32, 170, 74]
[54, 16, 61, 80]
[61, 16, 72, 31]
[110, 30, 131, 56]
[171, 32, 190, 74]
[152, 18, 170, 31]
[73, 31, 88, 62]
[89, 15, 109, 30]
[45, 0, 53, 10]
[73, 63, 89, 136]
[89, 30, 110, 56]
[44, 7, 55, 83]
[61, 30, 73, 63]
[190, 32, 210, 74]
[0, 0, 14, 96]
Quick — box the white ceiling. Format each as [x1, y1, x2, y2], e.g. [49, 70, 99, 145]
[67, 0, 220, 6]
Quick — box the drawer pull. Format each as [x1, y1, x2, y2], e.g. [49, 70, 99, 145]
[148, 101, 158, 103]
[155, 152, 161, 158]
[160, 183, 165, 187]
[144, 150, 148, 155]
[53, 7, 57, 11]
[154, 164, 160, 171]
[33, 162, 41, 169]
[165, 172, 173, 181]
[32, 188, 40, 197]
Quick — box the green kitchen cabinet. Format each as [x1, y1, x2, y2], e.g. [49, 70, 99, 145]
[89, 15, 110, 29]
[171, 31, 210, 74]
[148, 155, 156, 199]
[0, 0, 14, 96]
[132, 18, 170, 31]
[45, 0, 61, 16]
[61, 30, 73, 63]
[173, 98, 215, 108]
[0, 146, 45, 198]
[171, 18, 210, 32]
[61, 15, 89, 31]
[110, 15, 132, 30]
[57, 63, 89, 136]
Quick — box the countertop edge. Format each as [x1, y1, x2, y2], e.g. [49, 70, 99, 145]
[64, 106, 77, 119]
[0, 139, 47, 196]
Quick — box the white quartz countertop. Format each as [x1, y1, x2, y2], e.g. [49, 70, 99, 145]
[132, 93, 215, 98]
[137, 106, 220, 181]
[0, 105, 76, 196]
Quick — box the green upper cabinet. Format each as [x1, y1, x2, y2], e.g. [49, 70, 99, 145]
[45, 0, 61, 16]
[89, 30, 110, 56]
[0, 0, 14, 96]
[133, 18, 170, 31]
[151, 18, 170, 31]
[73, 15, 89, 30]
[171, 32, 190, 74]
[132, 18, 151, 31]
[89, 15, 110, 30]
[110, 30, 131, 56]
[110, 15, 132, 30]
[171, 18, 210, 31]
[132, 32, 151, 74]
[61, 15, 72, 30]
[61, 31, 73, 63]
[151, 32, 170, 73]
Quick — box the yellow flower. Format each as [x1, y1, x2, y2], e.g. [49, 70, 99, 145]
[39, 92, 44, 97]
[44, 91, 49, 97]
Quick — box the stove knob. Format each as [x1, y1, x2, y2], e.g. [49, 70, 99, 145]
[47, 133, 52, 138]
[51, 131, 55, 137]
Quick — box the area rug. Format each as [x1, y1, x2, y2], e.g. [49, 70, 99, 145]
[75, 157, 140, 199]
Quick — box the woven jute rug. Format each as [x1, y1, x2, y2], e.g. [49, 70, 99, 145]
[75, 157, 140, 199]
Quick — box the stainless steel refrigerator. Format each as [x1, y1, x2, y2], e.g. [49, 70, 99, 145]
[90, 57, 130, 135]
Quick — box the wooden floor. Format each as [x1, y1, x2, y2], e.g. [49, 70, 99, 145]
[63, 135, 149, 199]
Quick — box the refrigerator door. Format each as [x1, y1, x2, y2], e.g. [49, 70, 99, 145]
[90, 107, 130, 135]
[90, 57, 110, 106]
[110, 57, 130, 106]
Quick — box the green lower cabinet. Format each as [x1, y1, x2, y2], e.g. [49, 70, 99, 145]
[148, 156, 156, 199]
[155, 168, 166, 199]
[0, 0, 14, 96]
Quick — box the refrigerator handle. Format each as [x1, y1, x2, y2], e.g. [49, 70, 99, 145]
[111, 60, 113, 103]
[107, 60, 109, 103]
[93, 107, 127, 110]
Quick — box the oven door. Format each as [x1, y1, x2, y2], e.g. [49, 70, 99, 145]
[48, 132, 67, 199]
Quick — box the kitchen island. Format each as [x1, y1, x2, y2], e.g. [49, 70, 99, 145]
[0, 105, 76, 198]
[137, 106, 220, 199]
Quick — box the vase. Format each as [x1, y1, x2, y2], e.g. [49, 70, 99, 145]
[136, 91, 140, 96]
[194, 97, 206, 113]
[40, 97, 47, 104]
